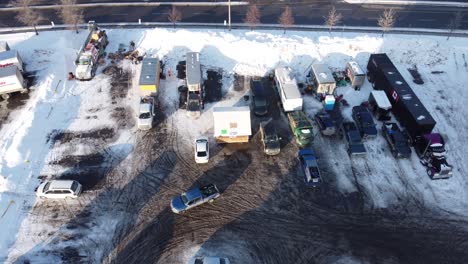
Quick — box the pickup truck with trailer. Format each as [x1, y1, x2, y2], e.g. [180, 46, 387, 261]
[75, 21, 108, 81]
[137, 96, 155, 130]
[342, 122, 366, 156]
[0, 50, 24, 72]
[382, 122, 412, 159]
[287, 111, 314, 147]
[367, 53, 452, 178]
[0, 66, 27, 100]
[171, 184, 220, 213]
[274, 67, 303, 112]
[352, 105, 378, 139]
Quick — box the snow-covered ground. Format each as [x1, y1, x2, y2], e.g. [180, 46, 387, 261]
[0, 28, 467, 263]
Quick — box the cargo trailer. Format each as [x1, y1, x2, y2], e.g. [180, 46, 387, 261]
[274, 67, 303, 112]
[139, 57, 160, 96]
[213, 106, 251, 143]
[346, 61, 365, 89]
[310, 63, 336, 95]
[0, 66, 27, 99]
[0, 50, 24, 72]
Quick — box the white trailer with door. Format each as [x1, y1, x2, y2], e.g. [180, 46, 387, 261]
[213, 106, 252, 143]
[0, 50, 24, 72]
[0, 66, 27, 99]
[310, 63, 336, 95]
[274, 67, 303, 112]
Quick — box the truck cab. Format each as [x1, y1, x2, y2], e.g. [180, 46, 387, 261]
[137, 97, 155, 130]
[287, 111, 314, 147]
[415, 133, 453, 179]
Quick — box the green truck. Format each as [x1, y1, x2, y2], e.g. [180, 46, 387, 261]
[287, 111, 314, 147]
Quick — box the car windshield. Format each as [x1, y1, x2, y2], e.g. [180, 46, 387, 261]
[254, 97, 267, 107]
[349, 131, 362, 143]
[79, 58, 90, 65]
[198, 151, 207, 157]
[71, 181, 79, 192]
[181, 193, 188, 204]
[265, 135, 278, 142]
[43, 182, 51, 192]
[139, 112, 150, 119]
[299, 129, 312, 139]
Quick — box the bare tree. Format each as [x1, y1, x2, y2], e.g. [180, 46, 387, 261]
[378, 8, 396, 37]
[324, 6, 342, 33]
[10, 0, 43, 35]
[168, 6, 182, 29]
[244, 4, 260, 31]
[57, 0, 84, 33]
[447, 11, 462, 40]
[278, 6, 294, 34]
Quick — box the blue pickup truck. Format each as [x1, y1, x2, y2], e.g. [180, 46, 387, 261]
[171, 184, 220, 214]
[298, 149, 322, 187]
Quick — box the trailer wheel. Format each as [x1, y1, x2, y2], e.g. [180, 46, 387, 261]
[1, 94, 10, 100]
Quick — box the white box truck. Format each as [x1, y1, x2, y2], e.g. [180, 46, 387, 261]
[213, 106, 251, 143]
[274, 67, 303, 112]
[0, 50, 24, 72]
[0, 66, 27, 99]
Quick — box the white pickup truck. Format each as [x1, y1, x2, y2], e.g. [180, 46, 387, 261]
[137, 96, 155, 130]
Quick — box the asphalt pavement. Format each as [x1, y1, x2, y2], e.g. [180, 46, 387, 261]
[0, 1, 467, 31]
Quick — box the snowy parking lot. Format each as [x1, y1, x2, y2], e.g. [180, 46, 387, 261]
[0, 28, 468, 264]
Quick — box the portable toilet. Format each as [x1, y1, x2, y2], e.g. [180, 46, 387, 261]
[139, 57, 160, 96]
[346, 61, 365, 90]
[324, 95, 335, 111]
[310, 63, 336, 95]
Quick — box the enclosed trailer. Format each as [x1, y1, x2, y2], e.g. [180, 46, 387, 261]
[0, 50, 24, 72]
[368, 90, 392, 121]
[0, 66, 27, 99]
[213, 106, 251, 143]
[139, 57, 160, 96]
[0, 41, 10, 52]
[186, 52, 202, 92]
[274, 67, 303, 112]
[310, 63, 336, 95]
[346, 61, 365, 89]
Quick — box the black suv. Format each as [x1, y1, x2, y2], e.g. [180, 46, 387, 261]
[352, 105, 378, 139]
[260, 122, 280, 155]
[382, 122, 412, 158]
[342, 122, 366, 156]
[250, 78, 268, 116]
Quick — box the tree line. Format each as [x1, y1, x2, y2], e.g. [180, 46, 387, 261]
[9, 1, 463, 39]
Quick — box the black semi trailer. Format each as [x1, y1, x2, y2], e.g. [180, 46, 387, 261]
[367, 53, 452, 179]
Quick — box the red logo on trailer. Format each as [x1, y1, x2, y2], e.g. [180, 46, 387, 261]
[392, 89, 399, 102]
[0, 63, 14, 68]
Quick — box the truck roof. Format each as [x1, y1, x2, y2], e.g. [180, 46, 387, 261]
[311, 64, 335, 84]
[139, 103, 151, 113]
[274, 67, 301, 99]
[186, 52, 201, 86]
[139, 58, 159, 85]
[369, 53, 397, 69]
[371, 90, 392, 110]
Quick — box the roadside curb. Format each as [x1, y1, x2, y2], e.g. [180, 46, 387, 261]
[0, 22, 467, 38]
[343, 0, 468, 7]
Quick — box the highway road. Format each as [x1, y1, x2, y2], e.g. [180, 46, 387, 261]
[0, 0, 467, 30]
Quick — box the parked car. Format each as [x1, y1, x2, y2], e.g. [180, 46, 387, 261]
[188, 256, 230, 264]
[137, 96, 156, 130]
[195, 136, 209, 163]
[260, 121, 280, 155]
[352, 105, 378, 138]
[36, 180, 82, 199]
[298, 149, 322, 187]
[171, 184, 220, 213]
[382, 122, 412, 158]
[342, 122, 366, 156]
[314, 111, 336, 136]
[250, 77, 268, 116]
